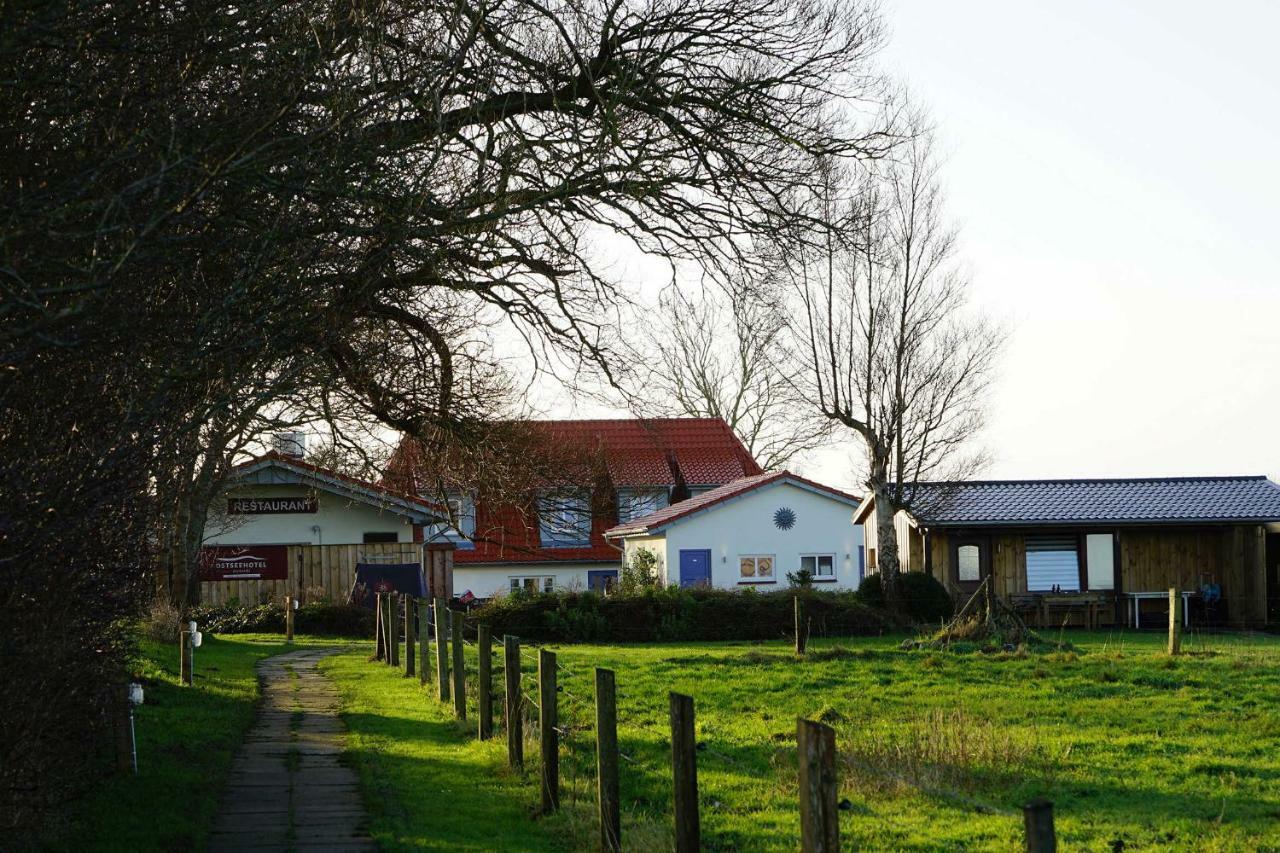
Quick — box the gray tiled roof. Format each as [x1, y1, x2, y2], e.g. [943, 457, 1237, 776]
[907, 476, 1280, 527]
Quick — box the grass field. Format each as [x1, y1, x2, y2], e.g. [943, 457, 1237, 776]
[326, 630, 1280, 852]
[55, 633, 339, 852]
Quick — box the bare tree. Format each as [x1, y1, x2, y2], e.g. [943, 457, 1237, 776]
[787, 132, 1004, 611]
[650, 275, 832, 470]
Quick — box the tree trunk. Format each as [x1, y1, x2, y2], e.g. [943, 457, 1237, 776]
[871, 478, 902, 614]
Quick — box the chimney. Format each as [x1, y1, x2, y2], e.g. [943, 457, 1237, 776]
[272, 432, 306, 459]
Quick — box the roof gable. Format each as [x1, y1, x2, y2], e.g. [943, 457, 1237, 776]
[229, 452, 443, 525]
[605, 471, 861, 537]
[890, 476, 1280, 527]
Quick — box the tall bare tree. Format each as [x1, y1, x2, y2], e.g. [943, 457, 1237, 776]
[788, 133, 1004, 611]
[650, 275, 832, 470]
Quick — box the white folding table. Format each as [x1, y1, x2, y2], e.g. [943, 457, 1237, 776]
[1124, 590, 1194, 628]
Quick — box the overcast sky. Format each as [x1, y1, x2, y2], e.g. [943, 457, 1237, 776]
[545, 1, 1280, 490]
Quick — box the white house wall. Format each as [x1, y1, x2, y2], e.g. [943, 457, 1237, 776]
[205, 485, 416, 546]
[453, 562, 620, 599]
[654, 482, 864, 590]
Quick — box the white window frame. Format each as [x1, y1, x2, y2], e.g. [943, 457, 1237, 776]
[800, 553, 836, 581]
[738, 554, 776, 584]
[445, 492, 477, 541]
[509, 575, 555, 594]
[537, 490, 592, 547]
[957, 544, 982, 583]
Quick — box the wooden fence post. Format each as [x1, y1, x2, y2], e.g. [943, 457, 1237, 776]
[1167, 588, 1182, 656]
[795, 596, 807, 654]
[797, 719, 839, 852]
[113, 685, 134, 771]
[434, 598, 450, 702]
[388, 595, 400, 668]
[595, 668, 621, 853]
[179, 630, 192, 686]
[669, 692, 699, 853]
[451, 610, 466, 720]
[404, 595, 416, 678]
[1023, 798, 1056, 852]
[374, 593, 385, 661]
[504, 635, 523, 769]
[478, 625, 493, 740]
[538, 649, 559, 813]
[285, 596, 295, 644]
[418, 601, 430, 685]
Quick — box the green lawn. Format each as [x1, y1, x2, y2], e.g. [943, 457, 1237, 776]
[54, 632, 341, 852]
[326, 630, 1280, 852]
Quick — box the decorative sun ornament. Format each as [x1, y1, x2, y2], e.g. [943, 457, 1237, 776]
[773, 507, 797, 530]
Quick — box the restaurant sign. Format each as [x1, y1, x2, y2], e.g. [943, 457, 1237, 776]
[228, 496, 317, 515]
[200, 545, 289, 581]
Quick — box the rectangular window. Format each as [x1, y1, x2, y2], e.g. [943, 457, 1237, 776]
[738, 554, 775, 583]
[957, 544, 981, 582]
[1025, 536, 1080, 592]
[362, 531, 398, 544]
[617, 488, 669, 523]
[509, 576, 555, 594]
[801, 554, 836, 578]
[1085, 533, 1115, 591]
[867, 548, 877, 570]
[446, 492, 477, 540]
[538, 491, 591, 547]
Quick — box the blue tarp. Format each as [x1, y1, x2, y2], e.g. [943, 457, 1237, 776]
[350, 562, 427, 608]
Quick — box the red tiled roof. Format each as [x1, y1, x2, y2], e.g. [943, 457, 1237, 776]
[604, 471, 862, 537]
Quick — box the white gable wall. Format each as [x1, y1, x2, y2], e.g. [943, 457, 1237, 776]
[204, 485, 416, 546]
[645, 481, 865, 590]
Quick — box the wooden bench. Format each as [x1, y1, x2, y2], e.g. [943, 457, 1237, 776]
[1012, 592, 1108, 630]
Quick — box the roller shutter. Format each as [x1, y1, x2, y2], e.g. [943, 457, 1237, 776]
[1025, 536, 1079, 591]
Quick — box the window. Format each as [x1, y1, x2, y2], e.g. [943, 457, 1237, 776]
[510, 576, 555, 594]
[1085, 533, 1115, 590]
[801, 554, 836, 580]
[867, 548, 877, 570]
[739, 554, 775, 583]
[446, 492, 477, 540]
[957, 544, 981, 582]
[617, 488, 668, 523]
[1025, 536, 1080, 592]
[362, 531, 398, 544]
[538, 491, 591, 547]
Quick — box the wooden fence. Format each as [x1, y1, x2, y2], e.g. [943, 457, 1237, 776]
[370, 592, 1065, 852]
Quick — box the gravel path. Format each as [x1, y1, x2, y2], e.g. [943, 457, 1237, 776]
[206, 648, 375, 853]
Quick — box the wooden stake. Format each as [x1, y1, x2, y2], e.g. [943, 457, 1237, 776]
[478, 625, 493, 740]
[795, 596, 807, 654]
[451, 609, 466, 720]
[113, 685, 134, 772]
[388, 595, 400, 668]
[418, 601, 430, 685]
[797, 719, 839, 852]
[595, 668, 621, 853]
[669, 692, 699, 853]
[179, 629, 192, 686]
[1023, 798, 1056, 852]
[539, 649, 559, 813]
[1168, 588, 1182, 656]
[285, 596, 295, 643]
[504, 635, 523, 769]
[404, 595, 416, 678]
[374, 593, 385, 661]
[434, 598, 450, 702]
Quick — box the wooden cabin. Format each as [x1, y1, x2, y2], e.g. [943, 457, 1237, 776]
[856, 476, 1280, 629]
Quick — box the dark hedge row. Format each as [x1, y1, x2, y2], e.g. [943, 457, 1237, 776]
[469, 586, 899, 643]
[189, 601, 374, 637]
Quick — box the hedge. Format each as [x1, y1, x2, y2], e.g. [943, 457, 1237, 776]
[188, 601, 374, 637]
[468, 586, 896, 643]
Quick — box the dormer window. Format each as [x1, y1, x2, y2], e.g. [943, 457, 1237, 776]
[617, 488, 669, 523]
[445, 492, 477, 540]
[538, 490, 591, 547]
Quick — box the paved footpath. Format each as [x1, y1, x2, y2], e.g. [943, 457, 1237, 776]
[207, 648, 375, 853]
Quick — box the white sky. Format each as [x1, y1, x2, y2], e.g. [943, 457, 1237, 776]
[538, 0, 1280, 491]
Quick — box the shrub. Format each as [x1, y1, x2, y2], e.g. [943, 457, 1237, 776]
[470, 586, 893, 643]
[142, 596, 183, 643]
[855, 572, 954, 625]
[188, 601, 374, 637]
[619, 547, 661, 595]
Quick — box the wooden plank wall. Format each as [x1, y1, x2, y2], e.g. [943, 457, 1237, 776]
[200, 542, 422, 606]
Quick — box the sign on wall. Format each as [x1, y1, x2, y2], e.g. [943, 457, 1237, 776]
[200, 545, 290, 580]
[227, 496, 317, 514]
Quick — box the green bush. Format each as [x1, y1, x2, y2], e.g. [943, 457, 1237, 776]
[855, 571, 954, 625]
[470, 586, 893, 643]
[189, 601, 374, 636]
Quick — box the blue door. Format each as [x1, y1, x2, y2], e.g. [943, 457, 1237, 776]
[587, 569, 618, 593]
[678, 549, 712, 588]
